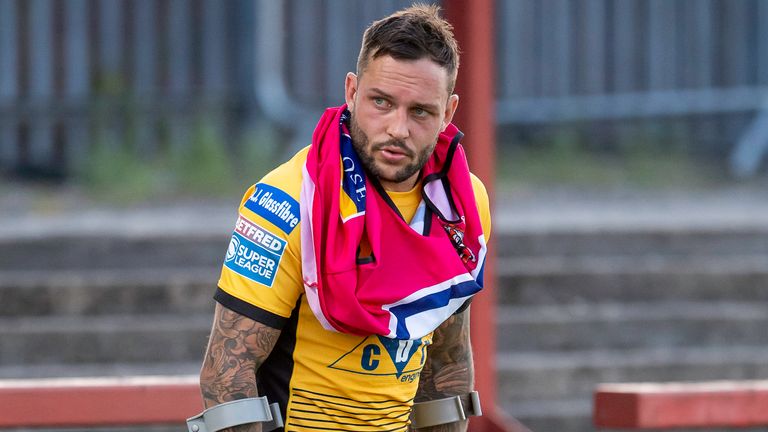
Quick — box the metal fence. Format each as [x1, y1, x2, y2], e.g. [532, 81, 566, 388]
[0, 0, 262, 177]
[1, 0, 767, 178]
[494, 0, 768, 176]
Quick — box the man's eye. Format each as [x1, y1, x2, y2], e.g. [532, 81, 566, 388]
[413, 108, 427, 117]
[374, 98, 386, 106]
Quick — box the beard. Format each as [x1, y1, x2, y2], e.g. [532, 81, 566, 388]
[348, 113, 436, 184]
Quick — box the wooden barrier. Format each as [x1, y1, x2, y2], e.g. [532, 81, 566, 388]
[594, 380, 768, 429]
[0, 375, 201, 428]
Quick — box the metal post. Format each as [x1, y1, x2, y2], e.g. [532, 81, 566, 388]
[64, 0, 90, 174]
[201, 0, 226, 146]
[730, 99, 768, 177]
[324, 0, 350, 104]
[290, 0, 321, 101]
[648, 0, 677, 90]
[443, 1, 526, 431]
[253, 0, 317, 154]
[497, 0, 536, 100]
[612, 0, 637, 92]
[202, 0, 225, 95]
[168, 0, 191, 155]
[233, 0, 257, 143]
[582, 0, 605, 94]
[760, 0, 768, 88]
[97, 0, 125, 154]
[28, 0, 54, 170]
[132, 0, 157, 158]
[0, 0, 18, 170]
[540, 0, 571, 97]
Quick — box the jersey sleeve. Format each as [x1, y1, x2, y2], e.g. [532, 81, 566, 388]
[216, 150, 308, 328]
[470, 173, 492, 242]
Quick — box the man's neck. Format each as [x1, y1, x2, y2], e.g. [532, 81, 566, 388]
[379, 173, 421, 193]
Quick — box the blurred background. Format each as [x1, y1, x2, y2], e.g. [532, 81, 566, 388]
[1, 1, 768, 431]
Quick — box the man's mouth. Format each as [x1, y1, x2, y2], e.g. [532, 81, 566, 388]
[374, 141, 412, 162]
[378, 146, 410, 162]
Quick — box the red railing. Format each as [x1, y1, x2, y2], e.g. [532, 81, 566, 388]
[594, 380, 768, 429]
[0, 375, 201, 429]
[0, 375, 527, 431]
[9, 376, 765, 430]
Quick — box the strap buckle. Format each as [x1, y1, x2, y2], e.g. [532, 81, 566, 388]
[410, 390, 482, 429]
[186, 396, 284, 432]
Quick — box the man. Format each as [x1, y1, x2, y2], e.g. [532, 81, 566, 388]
[197, 5, 491, 431]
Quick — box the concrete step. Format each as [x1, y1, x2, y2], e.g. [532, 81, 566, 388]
[495, 226, 768, 259]
[497, 255, 768, 305]
[497, 301, 768, 351]
[503, 398, 766, 432]
[0, 233, 229, 271]
[0, 314, 212, 366]
[497, 346, 768, 404]
[0, 361, 201, 379]
[4, 224, 768, 271]
[503, 398, 591, 432]
[0, 268, 218, 317]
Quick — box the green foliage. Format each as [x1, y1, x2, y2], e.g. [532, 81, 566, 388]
[80, 116, 282, 205]
[170, 121, 235, 196]
[82, 133, 158, 203]
[236, 121, 282, 187]
[497, 123, 723, 191]
[93, 72, 126, 97]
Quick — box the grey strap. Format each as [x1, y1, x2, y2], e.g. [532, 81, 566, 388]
[186, 396, 284, 432]
[410, 391, 482, 429]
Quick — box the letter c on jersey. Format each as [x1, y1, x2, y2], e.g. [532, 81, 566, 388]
[361, 344, 381, 371]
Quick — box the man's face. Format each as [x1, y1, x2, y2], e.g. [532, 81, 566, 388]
[344, 55, 459, 192]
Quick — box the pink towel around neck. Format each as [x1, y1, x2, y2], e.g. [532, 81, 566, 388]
[300, 105, 486, 340]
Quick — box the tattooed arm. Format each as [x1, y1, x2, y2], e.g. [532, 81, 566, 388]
[199, 302, 281, 432]
[411, 307, 474, 432]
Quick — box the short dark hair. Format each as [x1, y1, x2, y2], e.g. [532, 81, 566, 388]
[356, 3, 460, 94]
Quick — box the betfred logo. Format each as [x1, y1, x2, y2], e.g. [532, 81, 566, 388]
[235, 215, 284, 252]
[224, 215, 287, 287]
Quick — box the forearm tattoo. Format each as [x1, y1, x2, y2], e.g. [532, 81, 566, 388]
[199, 303, 280, 432]
[411, 309, 474, 432]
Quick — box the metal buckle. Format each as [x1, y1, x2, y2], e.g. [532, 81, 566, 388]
[410, 391, 482, 429]
[186, 397, 284, 432]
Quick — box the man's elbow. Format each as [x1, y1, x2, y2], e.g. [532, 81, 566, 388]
[199, 363, 224, 406]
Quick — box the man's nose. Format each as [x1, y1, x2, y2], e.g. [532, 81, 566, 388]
[386, 109, 409, 140]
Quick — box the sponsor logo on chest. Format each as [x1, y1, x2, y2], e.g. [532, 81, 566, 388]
[329, 335, 429, 383]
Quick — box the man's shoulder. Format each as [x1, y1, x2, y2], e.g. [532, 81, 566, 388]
[468, 173, 489, 204]
[468, 172, 492, 239]
[236, 146, 309, 236]
[257, 146, 310, 199]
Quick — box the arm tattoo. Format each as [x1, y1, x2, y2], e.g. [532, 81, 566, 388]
[411, 308, 474, 432]
[199, 303, 281, 432]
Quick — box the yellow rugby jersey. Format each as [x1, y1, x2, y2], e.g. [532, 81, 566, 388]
[216, 146, 491, 432]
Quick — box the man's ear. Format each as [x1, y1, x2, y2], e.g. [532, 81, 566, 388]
[345, 72, 358, 111]
[441, 94, 460, 132]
